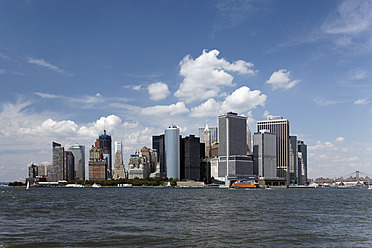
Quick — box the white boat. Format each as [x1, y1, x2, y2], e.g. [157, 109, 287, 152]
[65, 184, 84, 188]
[26, 181, 30, 190]
[92, 183, 101, 188]
[368, 185, 372, 190]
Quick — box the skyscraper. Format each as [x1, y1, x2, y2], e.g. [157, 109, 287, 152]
[69, 144, 85, 181]
[51, 142, 62, 182]
[297, 140, 308, 185]
[199, 123, 218, 144]
[113, 141, 126, 179]
[65, 151, 75, 181]
[88, 145, 106, 180]
[289, 136, 298, 184]
[253, 130, 277, 178]
[99, 130, 112, 180]
[247, 124, 252, 155]
[165, 124, 180, 179]
[257, 116, 290, 183]
[181, 135, 201, 181]
[152, 134, 165, 177]
[218, 112, 253, 180]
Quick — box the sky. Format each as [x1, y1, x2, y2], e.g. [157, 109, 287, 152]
[0, 0, 372, 182]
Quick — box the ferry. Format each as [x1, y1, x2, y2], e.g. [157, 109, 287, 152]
[231, 180, 259, 189]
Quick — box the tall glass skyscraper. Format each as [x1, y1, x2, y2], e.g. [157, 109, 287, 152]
[257, 116, 290, 182]
[99, 130, 112, 179]
[165, 125, 180, 179]
[68, 144, 85, 181]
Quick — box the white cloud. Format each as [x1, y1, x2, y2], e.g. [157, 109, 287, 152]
[190, 86, 266, 117]
[25, 57, 72, 76]
[140, 102, 190, 116]
[0, 68, 5, 74]
[354, 98, 369, 105]
[266, 69, 300, 90]
[175, 49, 256, 103]
[189, 98, 220, 117]
[18, 119, 78, 136]
[78, 115, 122, 138]
[147, 82, 170, 101]
[335, 137, 345, 143]
[34, 92, 59, 99]
[321, 0, 372, 35]
[132, 85, 142, 91]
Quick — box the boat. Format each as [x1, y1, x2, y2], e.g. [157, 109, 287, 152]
[65, 184, 84, 188]
[231, 180, 259, 188]
[368, 185, 372, 190]
[92, 183, 102, 188]
[26, 181, 30, 190]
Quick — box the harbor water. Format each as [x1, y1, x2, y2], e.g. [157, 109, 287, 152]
[0, 187, 371, 247]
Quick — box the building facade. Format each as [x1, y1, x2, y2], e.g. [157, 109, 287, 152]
[257, 116, 290, 183]
[68, 144, 85, 181]
[218, 112, 253, 180]
[297, 140, 308, 185]
[152, 134, 165, 177]
[289, 136, 298, 184]
[88, 145, 106, 180]
[253, 130, 277, 178]
[165, 125, 180, 179]
[99, 130, 112, 180]
[181, 135, 201, 181]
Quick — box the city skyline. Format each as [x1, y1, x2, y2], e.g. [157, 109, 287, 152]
[1, 0, 372, 181]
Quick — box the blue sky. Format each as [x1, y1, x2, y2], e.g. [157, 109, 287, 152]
[1, 0, 371, 182]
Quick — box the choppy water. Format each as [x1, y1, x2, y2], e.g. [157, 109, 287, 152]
[0, 187, 371, 247]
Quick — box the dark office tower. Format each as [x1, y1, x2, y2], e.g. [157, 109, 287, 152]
[65, 151, 75, 181]
[297, 140, 308, 185]
[152, 134, 165, 177]
[58, 147, 65, 181]
[99, 130, 112, 180]
[289, 136, 298, 184]
[51, 142, 62, 182]
[257, 116, 290, 183]
[218, 112, 253, 178]
[182, 135, 201, 181]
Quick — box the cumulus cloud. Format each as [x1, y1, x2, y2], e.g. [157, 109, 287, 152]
[78, 115, 122, 138]
[321, 0, 372, 35]
[335, 137, 345, 143]
[175, 49, 256, 103]
[190, 86, 266, 117]
[354, 98, 369, 105]
[18, 119, 78, 136]
[140, 102, 190, 116]
[266, 69, 300, 90]
[26, 57, 72, 76]
[147, 82, 170, 101]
